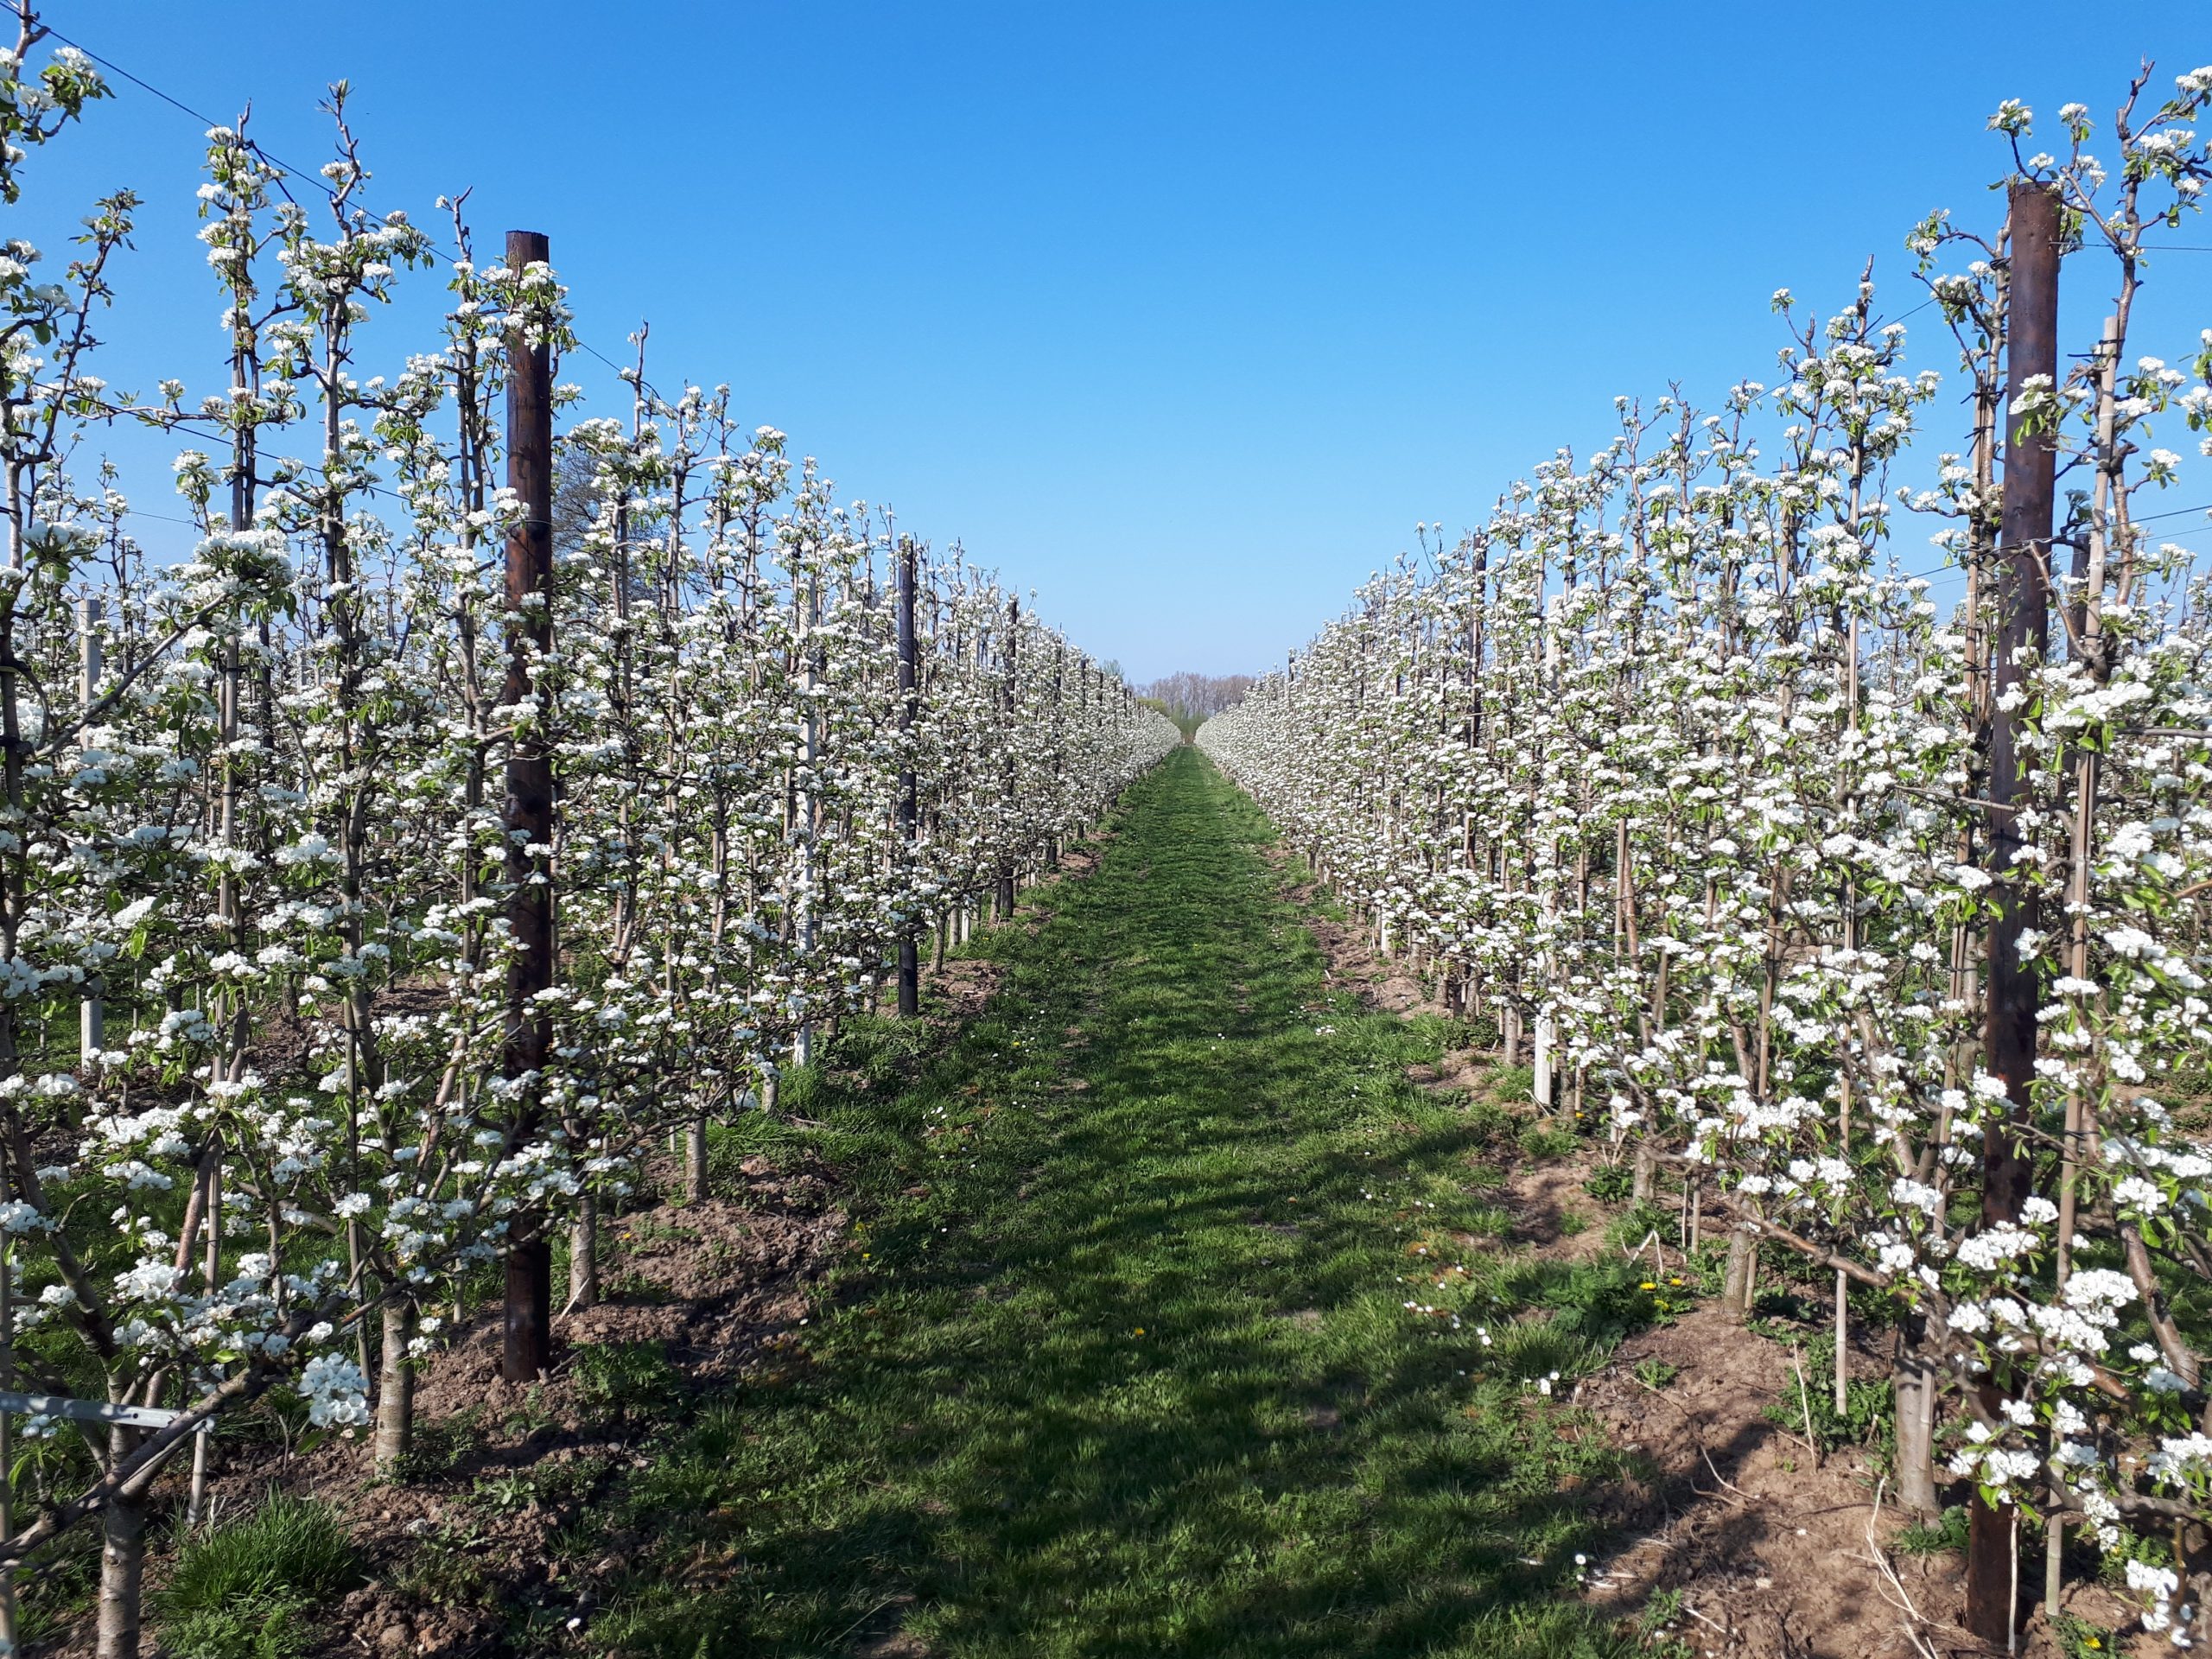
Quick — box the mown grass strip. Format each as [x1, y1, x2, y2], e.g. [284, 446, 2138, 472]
[583, 747, 1639, 1658]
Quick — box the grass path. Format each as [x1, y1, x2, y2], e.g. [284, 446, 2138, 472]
[590, 748, 1636, 1658]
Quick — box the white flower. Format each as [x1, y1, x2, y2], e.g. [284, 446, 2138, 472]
[273, 832, 339, 867]
[298, 1353, 371, 1427]
[2115, 1175, 2167, 1214]
[1890, 1177, 1942, 1215]
[2063, 1269, 2137, 1310]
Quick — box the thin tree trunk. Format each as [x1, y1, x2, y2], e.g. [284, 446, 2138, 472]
[569, 1192, 598, 1312]
[374, 1297, 416, 1472]
[1722, 1226, 1756, 1320]
[96, 1446, 144, 1659]
[1893, 1348, 1942, 1515]
[686, 1112, 709, 1204]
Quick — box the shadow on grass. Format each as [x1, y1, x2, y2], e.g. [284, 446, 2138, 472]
[584, 750, 1636, 1659]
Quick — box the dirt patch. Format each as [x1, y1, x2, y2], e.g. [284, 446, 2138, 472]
[1570, 1305, 2145, 1656]
[925, 836, 1115, 1035]
[1305, 913, 1440, 1015]
[1498, 1151, 1607, 1260]
[1052, 839, 1104, 880]
[921, 833, 1111, 1028]
[316, 1159, 841, 1658]
[928, 955, 1006, 1025]
[854, 1631, 931, 1659]
[1256, 842, 1447, 1018]
[1410, 1049, 1494, 1098]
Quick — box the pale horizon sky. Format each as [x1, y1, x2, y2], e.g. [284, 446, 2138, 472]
[21, 3, 2212, 683]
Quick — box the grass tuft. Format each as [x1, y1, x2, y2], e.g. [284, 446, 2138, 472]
[153, 1495, 362, 1659]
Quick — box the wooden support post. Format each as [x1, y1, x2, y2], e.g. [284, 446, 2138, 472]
[1966, 178, 2061, 1652]
[79, 597, 103, 1062]
[0, 1245, 16, 1654]
[896, 536, 920, 1017]
[996, 597, 1019, 921]
[500, 228, 556, 1383]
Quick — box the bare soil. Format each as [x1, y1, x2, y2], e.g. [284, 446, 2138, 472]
[927, 955, 1005, 1026]
[1497, 1148, 1610, 1262]
[1259, 842, 1448, 1018]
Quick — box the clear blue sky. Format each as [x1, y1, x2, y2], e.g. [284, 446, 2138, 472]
[23, 2, 2212, 683]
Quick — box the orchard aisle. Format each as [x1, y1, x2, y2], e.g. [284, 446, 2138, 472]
[581, 748, 1631, 1659]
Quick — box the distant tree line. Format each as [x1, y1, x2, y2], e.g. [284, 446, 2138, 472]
[1140, 671, 1254, 737]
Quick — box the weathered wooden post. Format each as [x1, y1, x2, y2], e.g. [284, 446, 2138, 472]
[1965, 176, 2060, 1652]
[897, 536, 920, 1015]
[79, 596, 103, 1062]
[501, 228, 556, 1382]
[995, 597, 1019, 921]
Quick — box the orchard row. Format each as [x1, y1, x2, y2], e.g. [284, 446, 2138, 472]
[0, 9, 1178, 1648]
[1205, 72, 2212, 1649]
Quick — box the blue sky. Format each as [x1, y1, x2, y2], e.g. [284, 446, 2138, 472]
[22, 2, 2212, 682]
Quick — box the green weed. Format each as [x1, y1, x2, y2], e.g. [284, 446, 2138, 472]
[572, 1339, 683, 1416]
[1582, 1160, 1635, 1205]
[1891, 1505, 1969, 1556]
[1631, 1358, 1680, 1390]
[1759, 1333, 1892, 1457]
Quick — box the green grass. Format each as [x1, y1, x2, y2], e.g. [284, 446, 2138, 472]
[572, 1338, 685, 1417]
[152, 1495, 363, 1659]
[1891, 1505, 1969, 1557]
[573, 749, 1636, 1658]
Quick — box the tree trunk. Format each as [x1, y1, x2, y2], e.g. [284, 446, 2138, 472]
[96, 1460, 144, 1659]
[503, 1235, 552, 1382]
[375, 1297, 416, 1472]
[568, 1192, 598, 1312]
[1893, 1351, 1941, 1514]
[685, 1112, 709, 1204]
[1722, 1226, 1756, 1320]
[1630, 1144, 1657, 1207]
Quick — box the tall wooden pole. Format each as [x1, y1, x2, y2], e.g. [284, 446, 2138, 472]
[500, 229, 556, 1382]
[79, 597, 103, 1062]
[1965, 177, 2061, 1650]
[0, 1240, 15, 1653]
[1047, 645, 1063, 868]
[995, 597, 1019, 920]
[896, 537, 920, 1016]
